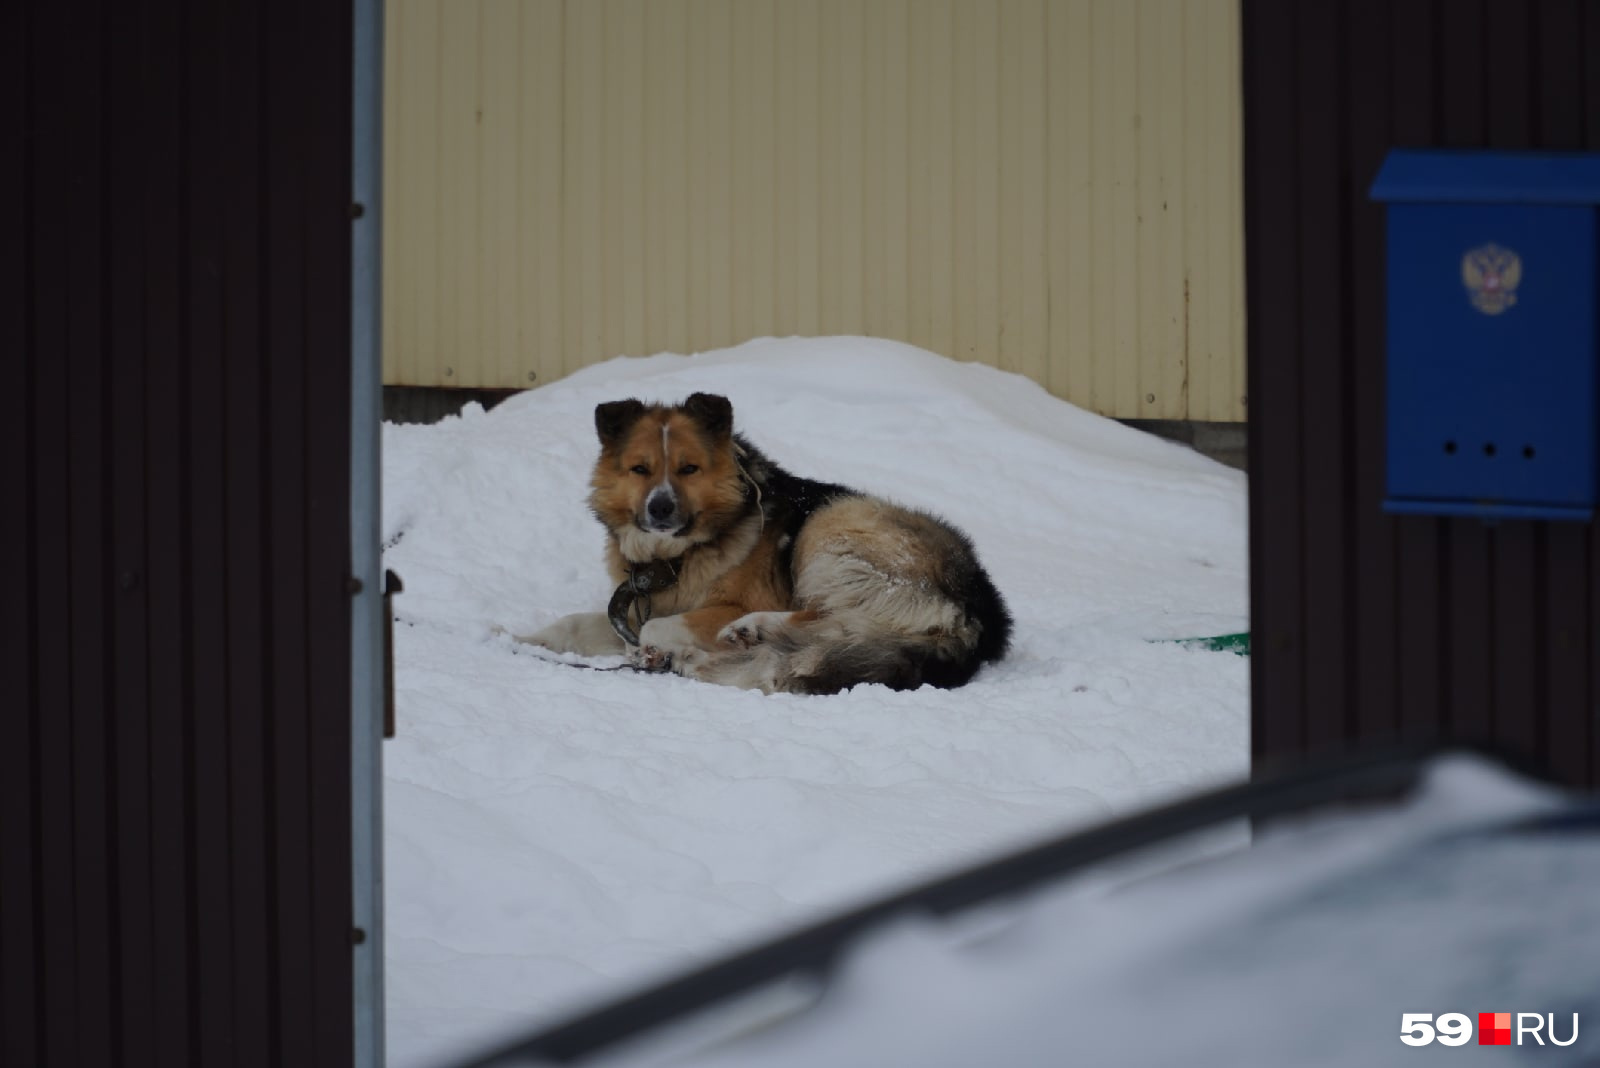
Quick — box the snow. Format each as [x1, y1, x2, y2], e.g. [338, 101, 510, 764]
[576, 757, 1600, 1068]
[381, 337, 1249, 1066]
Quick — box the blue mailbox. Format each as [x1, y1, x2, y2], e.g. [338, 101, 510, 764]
[1370, 150, 1600, 520]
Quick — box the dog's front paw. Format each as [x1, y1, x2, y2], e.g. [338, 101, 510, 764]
[635, 616, 705, 676]
[717, 611, 791, 649]
[630, 644, 673, 672]
[717, 621, 760, 649]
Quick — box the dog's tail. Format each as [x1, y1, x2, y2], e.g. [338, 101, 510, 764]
[782, 630, 971, 695]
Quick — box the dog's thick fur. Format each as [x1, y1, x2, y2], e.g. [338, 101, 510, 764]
[519, 393, 1011, 694]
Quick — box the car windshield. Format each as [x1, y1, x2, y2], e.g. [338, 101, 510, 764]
[457, 758, 1600, 1068]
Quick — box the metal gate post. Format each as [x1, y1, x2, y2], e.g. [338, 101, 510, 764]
[351, 0, 387, 1061]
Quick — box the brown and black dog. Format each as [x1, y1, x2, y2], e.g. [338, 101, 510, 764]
[518, 392, 1011, 694]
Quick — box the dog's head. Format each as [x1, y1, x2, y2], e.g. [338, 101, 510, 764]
[588, 393, 750, 555]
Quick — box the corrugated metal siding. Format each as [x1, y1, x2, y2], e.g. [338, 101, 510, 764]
[5, 1, 357, 1065]
[1245, 0, 1600, 789]
[383, 0, 1246, 422]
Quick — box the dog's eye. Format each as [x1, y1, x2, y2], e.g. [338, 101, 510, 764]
[630, 464, 650, 476]
[678, 464, 699, 475]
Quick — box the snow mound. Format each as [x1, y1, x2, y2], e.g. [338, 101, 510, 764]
[382, 337, 1248, 1065]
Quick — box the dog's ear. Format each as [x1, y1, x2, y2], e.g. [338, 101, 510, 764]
[595, 399, 647, 446]
[681, 392, 733, 440]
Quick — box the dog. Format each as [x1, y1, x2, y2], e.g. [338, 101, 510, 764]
[517, 392, 1012, 695]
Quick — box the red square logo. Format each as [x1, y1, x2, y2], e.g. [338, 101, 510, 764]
[1479, 1012, 1512, 1045]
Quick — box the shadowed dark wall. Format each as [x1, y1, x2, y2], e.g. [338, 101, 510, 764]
[1244, 0, 1600, 788]
[4, 1, 356, 1065]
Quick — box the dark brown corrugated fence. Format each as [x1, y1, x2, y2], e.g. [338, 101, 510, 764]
[4, 1, 356, 1065]
[1245, 0, 1600, 788]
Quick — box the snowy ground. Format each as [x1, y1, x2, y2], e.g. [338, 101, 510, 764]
[381, 337, 1249, 1066]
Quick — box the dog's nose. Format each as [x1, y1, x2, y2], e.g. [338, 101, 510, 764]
[647, 493, 676, 521]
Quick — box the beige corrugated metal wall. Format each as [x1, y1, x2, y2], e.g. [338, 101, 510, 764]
[383, 0, 1244, 421]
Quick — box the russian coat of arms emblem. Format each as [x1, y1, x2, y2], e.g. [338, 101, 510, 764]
[1461, 242, 1521, 315]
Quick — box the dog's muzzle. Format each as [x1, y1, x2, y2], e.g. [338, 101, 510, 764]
[641, 487, 683, 533]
